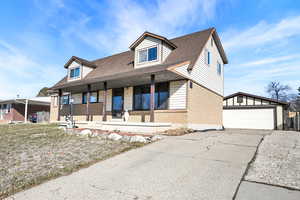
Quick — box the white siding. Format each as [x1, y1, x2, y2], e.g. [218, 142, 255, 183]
[169, 80, 187, 109]
[162, 42, 172, 61]
[174, 35, 224, 96]
[82, 65, 93, 77]
[71, 93, 82, 104]
[134, 36, 162, 68]
[124, 87, 133, 110]
[277, 105, 283, 128]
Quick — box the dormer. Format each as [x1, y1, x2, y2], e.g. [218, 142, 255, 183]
[64, 56, 96, 82]
[129, 32, 177, 68]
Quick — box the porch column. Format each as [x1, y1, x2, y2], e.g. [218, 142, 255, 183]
[103, 81, 107, 121]
[57, 89, 62, 121]
[86, 84, 91, 121]
[150, 74, 155, 122]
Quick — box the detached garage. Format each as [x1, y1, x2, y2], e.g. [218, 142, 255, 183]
[223, 92, 288, 130]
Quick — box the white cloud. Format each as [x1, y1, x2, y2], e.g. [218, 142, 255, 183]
[0, 40, 63, 99]
[223, 15, 300, 51]
[64, 0, 220, 54]
[240, 54, 300, 67]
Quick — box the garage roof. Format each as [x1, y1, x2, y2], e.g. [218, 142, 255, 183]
[224, 92, 288, 105]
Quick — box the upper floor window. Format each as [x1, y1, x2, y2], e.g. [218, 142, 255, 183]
[205, 49, 211, 65]
[217, 62, 222, 75]
[237, 96, 243, 103]
[70, 67, 80, 79]
[138, 46, 158, 63]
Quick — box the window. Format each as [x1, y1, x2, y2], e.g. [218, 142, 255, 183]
[138, 46, 158, 63]
[155, 83, 169, 109]
[61, 95, 69, 105]
[139, 49, 147, 63]
[148, 47, 157, 61]
[237, 96, 243, 103]
[70, 67, 80, 79]
[82, 92, 98, 104]
[82, 93, 87, 104]
[133, 82, 169, 110]
[217, 62, 222, 75]
[205, 49, 211, 65]
[90, 92, 98, 103]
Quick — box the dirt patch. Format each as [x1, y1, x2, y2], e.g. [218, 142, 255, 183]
[162, 128, 194, 136]
[0, 124, 145, 199]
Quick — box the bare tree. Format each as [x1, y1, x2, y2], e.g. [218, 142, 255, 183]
[266, 81, 291, 101]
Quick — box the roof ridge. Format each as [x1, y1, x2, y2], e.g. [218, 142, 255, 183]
[169, 27, 215, 41]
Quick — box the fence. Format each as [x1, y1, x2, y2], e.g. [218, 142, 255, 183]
[36, 111, 50, 123]
[287, 112, 300, 131]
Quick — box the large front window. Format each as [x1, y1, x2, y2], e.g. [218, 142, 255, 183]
[61, 95, 69, 105]
[138, 46, 158, 63]
[70, 67, 80, 79]
[134, 82, 169, 110]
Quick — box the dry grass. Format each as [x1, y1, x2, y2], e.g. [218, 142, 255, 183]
[162, 128, 194, 136]
[0, 124, 144, 199]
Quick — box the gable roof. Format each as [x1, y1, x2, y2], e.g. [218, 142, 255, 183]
[52, 27, 228, 90]
[64, 56, 97, 69]
[224, 92, 288, 105]
[129, 31, 177, 50]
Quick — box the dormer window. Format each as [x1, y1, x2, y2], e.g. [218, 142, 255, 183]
[138, 46, 158, 63]
[70, 67, 80, 79]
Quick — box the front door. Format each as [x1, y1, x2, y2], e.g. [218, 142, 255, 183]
[112, 88, 124, 118]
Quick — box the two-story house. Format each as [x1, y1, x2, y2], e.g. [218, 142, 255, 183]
[50, 27, 228, 131]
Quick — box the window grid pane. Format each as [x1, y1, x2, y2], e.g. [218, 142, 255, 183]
[148, 47, 157, 61]
[139, 49, 147, 63]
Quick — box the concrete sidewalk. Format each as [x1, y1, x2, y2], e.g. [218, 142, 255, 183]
[7, 131, 264, 200]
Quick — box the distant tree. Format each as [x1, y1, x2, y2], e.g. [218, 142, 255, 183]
[266, 81, 291, 101]
[37, 87, 50, 97]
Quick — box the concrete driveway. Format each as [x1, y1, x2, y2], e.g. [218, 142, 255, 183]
[6, 130, 277, 200]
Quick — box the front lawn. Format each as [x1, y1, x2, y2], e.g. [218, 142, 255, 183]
[0, 124, 143, 198]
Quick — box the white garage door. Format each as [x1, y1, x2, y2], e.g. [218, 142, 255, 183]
[223, 108, 274, 130]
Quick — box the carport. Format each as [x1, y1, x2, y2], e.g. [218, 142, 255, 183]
[223, 92, 288, 130]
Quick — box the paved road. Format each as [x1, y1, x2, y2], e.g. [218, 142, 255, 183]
[8, 130, 266, 200]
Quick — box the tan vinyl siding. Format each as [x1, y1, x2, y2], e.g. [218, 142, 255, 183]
[71, 93, 82, 104]
[50, 95, 58, 122]
[124, 87, 133, 110]
[106, 89, 112, 111]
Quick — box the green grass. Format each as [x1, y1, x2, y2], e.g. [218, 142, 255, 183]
[0, 124, 144, 199]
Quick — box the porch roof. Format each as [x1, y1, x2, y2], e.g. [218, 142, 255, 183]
[51, 61, 187, 93]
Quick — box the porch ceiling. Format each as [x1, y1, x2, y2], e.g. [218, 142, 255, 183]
[58, 70, 186, 93]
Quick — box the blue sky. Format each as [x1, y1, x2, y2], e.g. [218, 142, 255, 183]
[0, 0, 300, 99]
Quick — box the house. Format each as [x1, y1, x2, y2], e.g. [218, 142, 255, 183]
[49, 28, 228, 131]
[0, 97, 51, 123]
[223, 92, 288, 130]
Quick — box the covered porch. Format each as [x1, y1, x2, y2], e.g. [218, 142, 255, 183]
[51, 67, 188, 131]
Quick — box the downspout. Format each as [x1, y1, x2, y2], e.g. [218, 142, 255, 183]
[24, 99, 28, 123]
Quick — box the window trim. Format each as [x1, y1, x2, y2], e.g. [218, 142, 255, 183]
[137, 45, 158, 64]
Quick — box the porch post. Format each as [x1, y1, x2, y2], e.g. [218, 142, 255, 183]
[86, 84, 91, 121]
[103, 81, 107, 121]
[150, 74, 155, 122]
[57, 89, 62, 121]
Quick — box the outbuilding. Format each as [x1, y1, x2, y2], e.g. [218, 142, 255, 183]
[223, 92, 288, 130]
